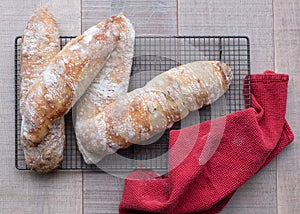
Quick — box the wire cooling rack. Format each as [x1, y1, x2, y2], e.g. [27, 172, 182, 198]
[15, 36, 251, 172]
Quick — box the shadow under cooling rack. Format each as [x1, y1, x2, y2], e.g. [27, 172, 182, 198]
[15, 35, 251, 172]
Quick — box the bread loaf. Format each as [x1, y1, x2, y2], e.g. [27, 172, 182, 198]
[74, 16, 135, 164]
[75, 61, 232, 162]
[20, 7, 65, 173]
[21, 14, 129, 145]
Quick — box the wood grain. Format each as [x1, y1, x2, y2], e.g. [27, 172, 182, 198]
[82, 0, 177, 34]
[81, 0, 177, 213]
[178, 0, 274, 74]
[0, 1, 82, 213]
[83, 173, 124, 214]
[274, 0, 300, 213]
[178, 0, 277, 213]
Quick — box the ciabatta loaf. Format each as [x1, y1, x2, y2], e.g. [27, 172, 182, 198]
[20, 7, 65, 173]
[76, 61, 233, 162]
[21, 14, 128, 145]
[74, 16, 135, 164]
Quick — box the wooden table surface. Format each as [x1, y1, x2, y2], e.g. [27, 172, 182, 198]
[1, 0, 299, 213]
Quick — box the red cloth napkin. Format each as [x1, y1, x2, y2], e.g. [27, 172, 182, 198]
[119, 71, 294, 214]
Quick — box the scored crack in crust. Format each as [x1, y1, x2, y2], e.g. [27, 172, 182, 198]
[74, 15, 135, 164]
[20, 7, 65, 173]
[75, 61, 233, 162]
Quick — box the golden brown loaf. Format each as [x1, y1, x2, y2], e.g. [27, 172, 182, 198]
[75, 61, 233, 162]
[20, 7, 65, 173]
[74, 16, 135, 164]
[21, 14, 129, 145]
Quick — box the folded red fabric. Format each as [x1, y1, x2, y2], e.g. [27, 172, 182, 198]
[119, 71, 294, 214]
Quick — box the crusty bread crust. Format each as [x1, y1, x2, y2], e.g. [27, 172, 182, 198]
[74, 15, 135, 164]
[20, 7, 65, 173]
[21, 15, 129, 145]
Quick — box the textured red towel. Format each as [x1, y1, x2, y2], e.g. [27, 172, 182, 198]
[119, 71, 294, 214]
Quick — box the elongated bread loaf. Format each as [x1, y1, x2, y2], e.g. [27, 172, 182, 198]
[76, 61, 232, 162]
[20, 7, 65, 173]
[74, 16, 135, 164]
[21, 14, 128, 145]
